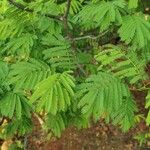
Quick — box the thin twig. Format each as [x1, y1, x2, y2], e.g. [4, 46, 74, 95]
[129, 86, 150, 91]
[8, 0, 62, 21]
[77, 64, 88, 76]
[34, 113, 44, 125]
[24, 135, 28, 150]
[73, 30, 109, 41]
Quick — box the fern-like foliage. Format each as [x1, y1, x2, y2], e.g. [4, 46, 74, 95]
[0, 92, 32, 119]
[28, 0, 62, 33]
[77, 72, 137, 130]
[44, 113, 66, 137]
[128, 0, 139, 9]
[36, 16, 62, 33]
[0, 60, 9, 86]
[118, 15, 150, 48]
[29, 0, 83, 15]
[74, 0, 127, 31]
[8, 58, 51, 90]
[0, 8, 32, 40]
[3, 116, 33, 138]
[3, 33, 37, 57]
[95, 44, 148, 84]
[29, 0, 60, 16]
[112, 97, 137, 131]
[42, 34, 75, 70]
[31, 71, 75, 114]
[0, 61, 10, 102]
[0, 0, 8, 14]
[59, 0, 82, 14]
[145, 90, 150, 126]
[0, 18, 22, 40]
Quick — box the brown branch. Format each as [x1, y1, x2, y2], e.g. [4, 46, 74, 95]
[63, 0, 88, 76]
[8, 0, 62, 21]
[64, 0, 72, 20]
[63, 0, 72, 38]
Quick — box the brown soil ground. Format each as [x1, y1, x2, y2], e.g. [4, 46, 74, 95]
[27, 120, 150, 150]
[27, 91, 150, 150]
